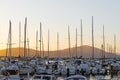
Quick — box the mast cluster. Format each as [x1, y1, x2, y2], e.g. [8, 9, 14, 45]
[4, 17, 117, 60]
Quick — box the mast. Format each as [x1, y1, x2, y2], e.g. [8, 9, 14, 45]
[19, 22, 21, 58]
[9, 20, 12, 64]
[5, 43, 8, 60]
[68, 25, 71, 58]
[101, 44, 103, 60]
[42, 34, 44, 58]
[106, 44, 109, 58]
[48, 29, 50, 59]
[27, 37, 30, 57]
[80, 19, 83, 58]
[39, 22, 42, 58]
[36, 31, 38, 57]
[57, 32, 59, 58]
[92, 16, 94, 60]
[24, 17, 27, 59]
[110, 45, 113, 58]
[26, 19, 29, 58]
[6, 26, 10, 60]
[109, 45, 112, 58]
[114, 34, 116, 58]
[103, 25, 105, 59]
[76, 28, 77, 58]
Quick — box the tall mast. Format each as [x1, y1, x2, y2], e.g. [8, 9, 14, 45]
[26, 20, 29, 58]
[57, 32, 59, 58]
[92, 16, 94, 60]
[80, 19, 83, 58]
[106, 44, 109, 58]
[6, 22, 10, 60]
[114, 34, 116, 58]
[76, 28, 77, 58]
[101, 44, 103, 60]
[42, 34, 44, 58]
[39, 22, 42, 58]
[36, 31, 38, 57]
[5, 43, 8, 60]
[68, 25, 71, 58]
[103, 25, 105, 59]
[24, 17, 27, 59]
[109, 45, 111, 58]
[27, 37, 30, 57]
[56, 32, 59, 57]
[110, 45, 113, 58]
[9, 20, 12, 64]
[48, 29, 50, 59]
[19, 22, 21, 58]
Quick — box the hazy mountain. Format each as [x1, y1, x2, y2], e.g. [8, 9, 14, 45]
[0, 45, 117, 58]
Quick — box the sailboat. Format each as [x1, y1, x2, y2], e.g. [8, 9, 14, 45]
[91, 25, 106, 75]
[6, 20, 20, 80]
[19, 18, 35, 75]
[31, 74, 57, 80]
[64, 75, 87, 80]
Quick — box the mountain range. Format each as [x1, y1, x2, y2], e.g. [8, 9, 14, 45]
[0, 45, 117, 58]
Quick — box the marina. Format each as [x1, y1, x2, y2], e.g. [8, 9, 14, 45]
[0, 16, 119, 80]
[0, 57, 120, 80]
[0, 0, 120, 80]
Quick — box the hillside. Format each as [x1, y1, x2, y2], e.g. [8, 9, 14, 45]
[0, 45, 117, 58]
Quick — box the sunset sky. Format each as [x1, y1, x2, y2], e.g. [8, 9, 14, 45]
[0, 0, 120, 53]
